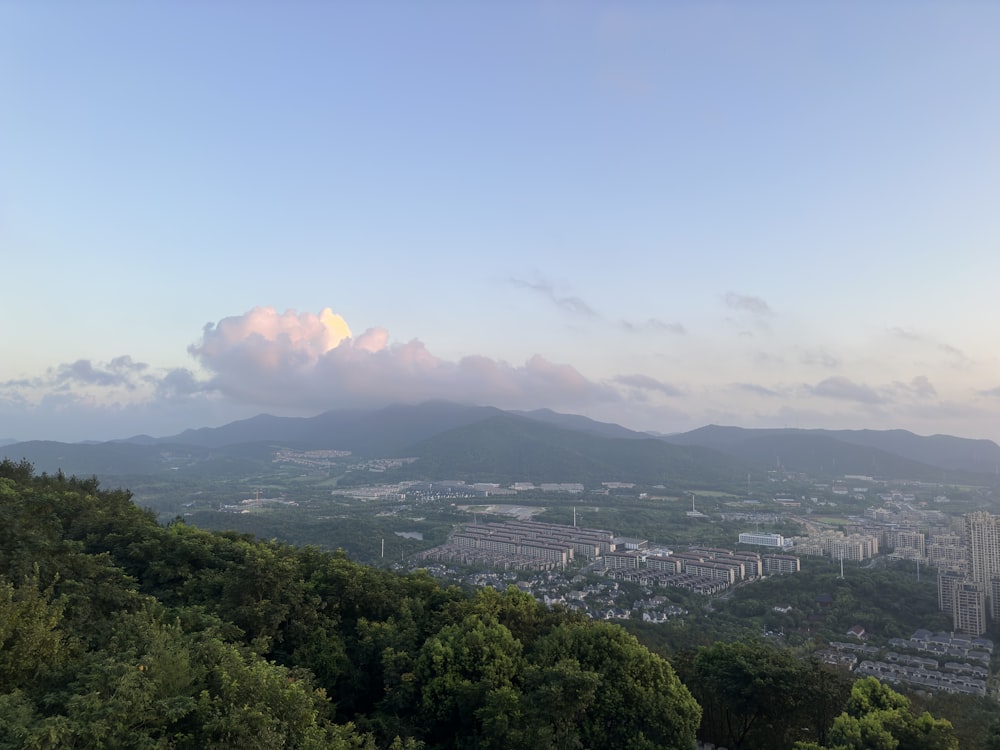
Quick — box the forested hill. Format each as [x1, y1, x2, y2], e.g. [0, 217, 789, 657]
[0, 460, 966, 749]
[0, 459, 699, 749]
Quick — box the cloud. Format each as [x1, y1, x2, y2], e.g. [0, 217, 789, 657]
[193, 307, 353, 365]
[10, 303, 997, 445]
[155, 368, 206, 399]
[55, 359, 135, 389]
[509, 277, 597, 317]
[723, 292, 772, 317]
[731, 383, 781, 398]
[809, 376, 885, 404]
[2, 357, 153, 394]
[887, 328, 971, 367]
[752, 351, 784, 366]
[188, 306, 618, 412]
[620, 317, 686, 334]
[937, 343, 972, 367]
[798, 349, 840, 369]
[0, 386, 250, 443]
[888, 326, 924, 342]
[612, 374, 682, 396]
[896, 375, 937, 399]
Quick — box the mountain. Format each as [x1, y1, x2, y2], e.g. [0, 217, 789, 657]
[508, 408, 650, 440]
[151, 401, 508, 454]
[5, 403, 998, 486]
[816, 429, 1000, 475]
[0, 440, 206, 477]
[1, 404, 748, 487]
[405, 413, 748, 485]
[663, 425, 1000, 479]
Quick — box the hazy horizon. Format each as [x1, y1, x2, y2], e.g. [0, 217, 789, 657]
[4, 4, 1000, 444]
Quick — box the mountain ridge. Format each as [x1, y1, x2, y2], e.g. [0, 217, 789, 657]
[663, 424, 1000, 476]
[3, 402, 998, 483]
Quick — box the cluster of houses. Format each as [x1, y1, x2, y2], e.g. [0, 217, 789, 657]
[416, 519, 804, 597]
[604, 544, 801, 594]
[415, 519, 614, 571]
[817, 630, 992, 697]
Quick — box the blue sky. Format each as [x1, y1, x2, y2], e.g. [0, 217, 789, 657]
[3, 2, 1000, 443]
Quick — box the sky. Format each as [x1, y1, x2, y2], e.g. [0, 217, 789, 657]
[2, 2, 1000, 444]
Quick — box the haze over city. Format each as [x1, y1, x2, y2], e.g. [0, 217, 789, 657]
[3, 3, 999, 443]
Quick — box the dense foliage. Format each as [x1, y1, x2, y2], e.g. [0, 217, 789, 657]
[0, 460, 701, 749]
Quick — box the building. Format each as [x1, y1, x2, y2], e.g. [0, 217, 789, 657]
[886, 528, 926, 558]
[938, 570, 964, 617]
[789, 531, 879, 561]
[926, 531, 966, 571]
[826, 533, 879, 561]
[604, 551, 642, 570]
[762, 554, 800, 575]
[953, 581, 987, 636]
[728, 552, 763, 578]
[738, 532, 787, 547]
[965, 512, 1000, 614]
[646, 555, 682, 574]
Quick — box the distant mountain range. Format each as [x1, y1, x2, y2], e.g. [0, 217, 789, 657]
[3, 401, 999, 485]
[661, 425, 1000, 476]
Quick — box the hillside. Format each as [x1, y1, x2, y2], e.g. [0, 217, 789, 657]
[1, 403, 745, 488]
[4, 402, 998, 488]
[0, 459, 701, 749]
[406, 413, 747, 485]
[148, 401, 510, 454]
[663, 425, 1000, 481]
[0, 439, 206, 477]
[820, 429, 1000, 475]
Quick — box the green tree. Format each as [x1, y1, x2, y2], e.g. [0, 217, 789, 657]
[798, 677, 959, 750]
[0, 572, 73, 692]
[416, 613, 525, 748]
[691, 639, 819, 750]
[532, 621, 700, 750]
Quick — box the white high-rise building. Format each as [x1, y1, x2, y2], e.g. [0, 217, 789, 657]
[965, 511, 1000, 620]
[965, 512, 1000, 582]
[738, 532, 786, 547]
[953, 581, 987, 636]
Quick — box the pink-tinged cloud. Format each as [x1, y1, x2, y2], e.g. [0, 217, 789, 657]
[189, 307, 619, 412]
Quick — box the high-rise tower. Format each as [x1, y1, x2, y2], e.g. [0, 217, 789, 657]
[964, 511, 1000, 620]
[953, 581, 987, 636]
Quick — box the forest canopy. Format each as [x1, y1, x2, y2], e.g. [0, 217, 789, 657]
[0, 460, 700, 749]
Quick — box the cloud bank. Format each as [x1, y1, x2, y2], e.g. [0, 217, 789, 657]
[3, 305, 999, 443]
[188, 307, 618, 412]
